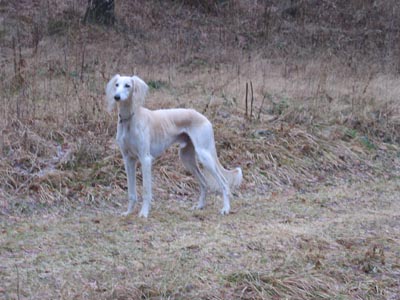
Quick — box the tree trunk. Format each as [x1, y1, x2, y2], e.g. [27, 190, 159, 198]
[83, 0, 115, 26]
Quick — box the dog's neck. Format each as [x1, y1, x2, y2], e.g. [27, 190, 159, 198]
[119, 111, 134, 124]
[118, 100, 136, 124]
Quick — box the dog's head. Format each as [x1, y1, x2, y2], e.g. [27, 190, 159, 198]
[105, 74, 149, 112]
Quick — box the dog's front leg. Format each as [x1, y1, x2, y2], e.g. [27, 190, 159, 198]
[139, 155, 153, 218]
[122, 156, 138, 216]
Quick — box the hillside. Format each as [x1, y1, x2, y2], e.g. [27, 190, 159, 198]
[1, 1, 400, 299]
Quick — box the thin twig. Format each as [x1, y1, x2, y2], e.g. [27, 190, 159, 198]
[250, 81, 254, 120]
[80, 39, 87, 82]
[245, 82, 248, 118]
[258, 94, 267, 121]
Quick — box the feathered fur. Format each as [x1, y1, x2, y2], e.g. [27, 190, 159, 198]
[106, 74, 242, 217]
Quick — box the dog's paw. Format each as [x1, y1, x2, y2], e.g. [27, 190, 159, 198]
[121, 210, 133, 217]
[138, 210, 149, 218]
[220, 207, 230, 215]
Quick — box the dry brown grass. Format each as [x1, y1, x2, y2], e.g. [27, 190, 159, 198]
[1, 1, 400, 299]
[1, 179, 399, 299]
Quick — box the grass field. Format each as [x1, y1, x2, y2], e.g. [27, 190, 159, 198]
[1, 178, 399, 299]
[1, 1, 400, 299]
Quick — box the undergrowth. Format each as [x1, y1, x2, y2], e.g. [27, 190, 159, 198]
[0, 0, 399, 214]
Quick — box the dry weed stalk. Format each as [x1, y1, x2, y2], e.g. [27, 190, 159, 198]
[245, 80, 262, 122]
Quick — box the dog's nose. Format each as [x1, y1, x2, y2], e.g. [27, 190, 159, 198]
[114, 95, 120, 101]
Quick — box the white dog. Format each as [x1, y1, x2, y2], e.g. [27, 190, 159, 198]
[105, 74, 242, 217]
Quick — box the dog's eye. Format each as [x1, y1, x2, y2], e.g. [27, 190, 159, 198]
[115, 83, 119, 87]
[125, 84, 131, 88]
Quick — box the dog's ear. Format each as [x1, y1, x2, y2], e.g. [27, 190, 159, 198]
[105, 74, 120, 112]
[131, 76, 149, 108]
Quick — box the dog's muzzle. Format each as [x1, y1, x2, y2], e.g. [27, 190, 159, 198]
[114, 95, 121, 101]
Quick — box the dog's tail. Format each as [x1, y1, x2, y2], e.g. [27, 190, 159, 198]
[203, 156, 243, 192]
[218, 162, 243, 190]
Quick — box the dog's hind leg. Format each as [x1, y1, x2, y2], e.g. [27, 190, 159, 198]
[196, 149, 230, 215]
[122, 156, 137, 216]
[179, 140, 208, 209]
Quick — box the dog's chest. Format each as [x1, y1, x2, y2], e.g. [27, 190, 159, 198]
[116, 125, 140, 157]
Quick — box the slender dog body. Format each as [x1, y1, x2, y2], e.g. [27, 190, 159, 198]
[106, 74, 242, 217]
